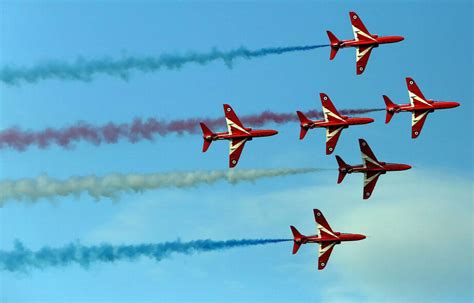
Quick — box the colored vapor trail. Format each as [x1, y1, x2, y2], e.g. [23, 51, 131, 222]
[0, 168, 321, 205]
[0, 239, 290, 272]
[0, 44, 328, 85]
[0, 108, 383, 151]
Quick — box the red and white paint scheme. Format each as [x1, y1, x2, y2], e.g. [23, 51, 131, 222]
[296, 93, 374, 155]
[327, 11, 404, 75]
[200, 104, 278, 168]
[290, 209, 366, 270]
[384, 77, 460, 138]
[336, 138, 411, 199]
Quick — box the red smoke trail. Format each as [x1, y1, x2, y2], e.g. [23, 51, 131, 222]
[0, 108, 383, 151]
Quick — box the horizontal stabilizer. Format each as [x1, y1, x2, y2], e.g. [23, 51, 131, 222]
[383, 95, 399, 124]
[326, 31, 340, 60]
[200, 122, 214, 152]
[335, 155, 348, 184]
[290, 226, 304, 254]
[296, 111, 312, 140]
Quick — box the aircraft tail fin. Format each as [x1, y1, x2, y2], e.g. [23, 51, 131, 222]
[290, 226, 305, 255]
[200, 122, 214, 152]
[383, 95, 400, 124]
[335, 155, 348, 184]
[326, 31, 340, 60]
[296, 111, 312, 140]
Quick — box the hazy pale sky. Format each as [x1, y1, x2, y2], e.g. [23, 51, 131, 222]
[0, 1, 472, 302]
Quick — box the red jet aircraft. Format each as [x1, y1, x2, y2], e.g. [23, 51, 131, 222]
[291, 209, 366, 270]
[384, 77, 460, 138]
[200, 104, 278, 168]
[327, 11, 404, 75]
[297, 93, 374, 154]
[336, 138, 411, 199]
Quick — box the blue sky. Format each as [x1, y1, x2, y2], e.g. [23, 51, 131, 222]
[0, 1, 472, 302]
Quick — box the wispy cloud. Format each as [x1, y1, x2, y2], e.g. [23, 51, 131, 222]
[319, 171, 473, 302]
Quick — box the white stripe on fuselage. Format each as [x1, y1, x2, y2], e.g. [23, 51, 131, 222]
[356, 45, 374, 62]
[408, 91, 431, 107]
[229, 138, 247, 155]
[412, 110, 429, 126]
[225, 118, 250, 135]
[318, 224, 337, 238]
[318, 242, 336, 257]
[361, 152, 383, 168]
[326, 127, 343, 142]
[364, 172, 382, 186]
[352, 26, 376, 41]
[323, 106, 345, 122]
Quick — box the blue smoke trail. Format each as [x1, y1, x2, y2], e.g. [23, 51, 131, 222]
[0, 44, 328, 85]
[0, 239, 290, 272]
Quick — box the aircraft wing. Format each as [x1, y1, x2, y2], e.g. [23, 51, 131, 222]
[318, 241, 337, 270]
[406, 77, 432, 107]
[356, 45, 374, 75]
[326, 126, 344, 155]
[412, 110, 430, 138]
[320, 93, 345, 122]
[224, 104, 249, 136]
[229, 138, 248, 168]
[359, 138, 383, 169]
[314, 209, 338, 239]
[349, 12, 375, 41]
[363, 171, 382, 199]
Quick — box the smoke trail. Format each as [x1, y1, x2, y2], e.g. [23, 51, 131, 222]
[0, 45, 328, 85]
[0, 168, 321, 205]
[0, 108, 383, 151]
[0, 238, 290, 272]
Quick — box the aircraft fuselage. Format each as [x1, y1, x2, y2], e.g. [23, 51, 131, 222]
[304, 117, 374, 129]
[341, 163, 412, 174]
[207, 129, 278, 141]
[337, 35, 404, 48]
[387, 101, 460, 113]
[295, 232, 366, 245]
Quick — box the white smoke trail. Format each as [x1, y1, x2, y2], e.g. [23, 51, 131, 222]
[0, 168, 321, 205]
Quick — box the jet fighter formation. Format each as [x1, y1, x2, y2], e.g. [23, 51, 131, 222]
[195, 11, 460, 270]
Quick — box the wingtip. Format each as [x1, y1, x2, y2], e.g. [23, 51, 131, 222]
[405, 77, 415, 86]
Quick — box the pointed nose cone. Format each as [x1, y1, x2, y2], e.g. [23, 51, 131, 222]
[354, 234, 366, 241]
[365, 117, 375, 124]
[402, 164, 412, 171]
[451, 102, 460, 108]
[395, 36, 404, 42]
[270, 130, 279, 136]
